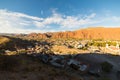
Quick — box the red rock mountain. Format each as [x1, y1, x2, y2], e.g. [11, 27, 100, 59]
[28, 27, 120, 40]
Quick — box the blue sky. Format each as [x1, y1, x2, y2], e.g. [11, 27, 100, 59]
[0, 0, 120, 33]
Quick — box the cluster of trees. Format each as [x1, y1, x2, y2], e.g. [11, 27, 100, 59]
[88, 40, 117, 47]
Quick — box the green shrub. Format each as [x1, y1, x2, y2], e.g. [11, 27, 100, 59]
[107, 41, 117, 46]
[18, 49, 27, 54]
[92, 41, 106, 47]
[79, 47, 88, 50]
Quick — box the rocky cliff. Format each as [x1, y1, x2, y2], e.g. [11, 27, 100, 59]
[28, 27, 120, 40]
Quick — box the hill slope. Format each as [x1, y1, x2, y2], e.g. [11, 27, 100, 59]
[27, 27, 120, 40]
[0, 36, 33, 51]
[0, 36, 10, 45]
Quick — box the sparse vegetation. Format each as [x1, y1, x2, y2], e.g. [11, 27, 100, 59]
[0, 35, 119, 80]
[51, 45, 84, 54]
[0, 36, 10, 45]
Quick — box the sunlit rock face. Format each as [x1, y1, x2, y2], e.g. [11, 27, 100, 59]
[27, 27, 120, 40]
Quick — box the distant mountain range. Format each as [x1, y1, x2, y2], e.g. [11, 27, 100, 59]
[27, 27, 120, 40]
[1, 27, 120, 40]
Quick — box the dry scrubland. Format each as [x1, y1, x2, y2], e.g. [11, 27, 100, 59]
[0, 55, 84, 80]
[51, 45, 88, 55]
[0, 36, 10, 45]
[0, 37, 84, 80]
[0, 28, 120, 80]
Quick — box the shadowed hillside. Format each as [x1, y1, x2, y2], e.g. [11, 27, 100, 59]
[0, 36, 34, 51]
[0, 53, 119, 80]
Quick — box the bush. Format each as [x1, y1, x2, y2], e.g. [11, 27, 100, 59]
[92, 41, 106, 47]
[17, 49, 27, 54]
[107, 42, 116, 46]
[101, 62, 113, 73]
[79, 47, 88, 50]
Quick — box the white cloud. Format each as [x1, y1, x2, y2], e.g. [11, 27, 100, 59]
[0, 9, 43, 21]
[0, 9, 44, 33]
[111, 16, 120, 22]
[34, 11, 63, 28]
[0, 9, 99, 33]
[34, 11, 98, 29]
[2, 9, 119, 33]
[86, 13, 96, 19]
[60, 13, 97, 29]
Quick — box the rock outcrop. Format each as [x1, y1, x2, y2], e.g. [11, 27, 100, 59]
[27, 27, 120, 40]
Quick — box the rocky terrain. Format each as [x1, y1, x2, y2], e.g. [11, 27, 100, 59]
[0, 28, 120, 80]
[27, 27, 120, 40]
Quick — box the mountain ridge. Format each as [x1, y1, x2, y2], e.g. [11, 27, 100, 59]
[27, 27, 120, 40]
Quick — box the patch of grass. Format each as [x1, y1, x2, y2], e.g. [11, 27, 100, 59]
[0, 36, 10, 45]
